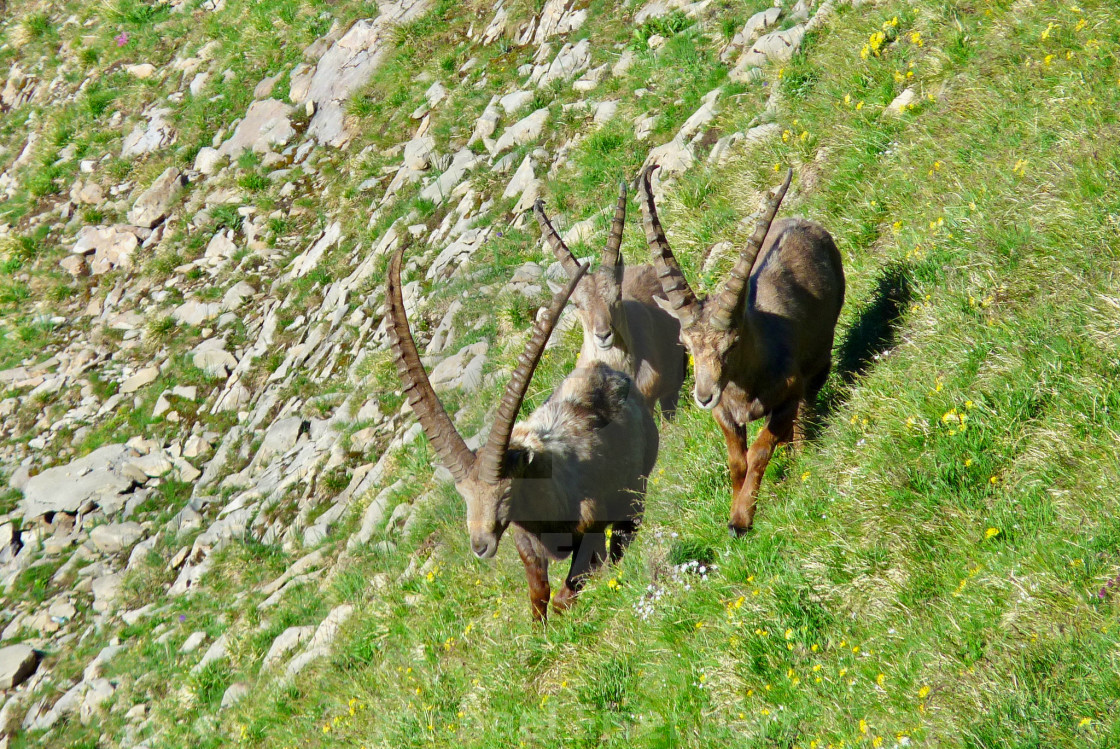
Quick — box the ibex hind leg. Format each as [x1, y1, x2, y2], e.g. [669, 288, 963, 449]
[609, 517, 641, 564]
[729, 401, 797, 537]
[794, 362, 830, 445]
[553, 532, 608, 613]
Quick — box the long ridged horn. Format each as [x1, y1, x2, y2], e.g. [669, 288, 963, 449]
[601, 180, 627, 270]
[711, 168, 793, 331]
[477, 261, 589, 484]
[533, 199, 583, 279]
[386, 245, 475, 483]
[638, 164, 699, 327]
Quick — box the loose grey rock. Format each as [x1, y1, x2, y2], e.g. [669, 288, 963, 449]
[220, 682, 250, 709]
[179, 631, 207, 654]
[91, 572, 123, 614]
[121, 107, 176, 157]
[127, 167, 186, 228]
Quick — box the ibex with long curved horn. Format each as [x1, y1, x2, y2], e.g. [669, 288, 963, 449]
[533, 182, 687, 418]
[638, 165, 844, 535]
[387, 246, 659, 620]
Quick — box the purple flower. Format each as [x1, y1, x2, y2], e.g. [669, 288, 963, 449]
[115, 32, 129, 47]
[179, 614, 187, 622]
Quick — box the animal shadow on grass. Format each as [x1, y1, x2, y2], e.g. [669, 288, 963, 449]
[806, 262, 913, 440]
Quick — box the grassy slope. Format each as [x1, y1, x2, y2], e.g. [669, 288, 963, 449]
[2, 0, 1119, 747]
[225, 2, 1120, 748]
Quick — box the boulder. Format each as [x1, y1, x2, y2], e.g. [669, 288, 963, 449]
[19, 444, 142, 520]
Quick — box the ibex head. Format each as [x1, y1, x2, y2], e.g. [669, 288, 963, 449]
[637, 164, 792, 410]
[533, 182, 628, 353]
[386, 245, 587, 559]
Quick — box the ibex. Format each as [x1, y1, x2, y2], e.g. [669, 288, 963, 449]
[533, 182, 687, 418]
[387, 246, 659, 620]
[638, 165, 845, 535]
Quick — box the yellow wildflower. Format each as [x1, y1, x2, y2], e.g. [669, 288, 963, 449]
[1078, 717, 1092, 728]
[910, 31, 923, 46]
[985, 527, 1000, 539]
[1041, 22, 1057, 41]
[860, 719, 869, 734]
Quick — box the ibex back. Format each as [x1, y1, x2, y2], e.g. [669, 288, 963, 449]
[387, 247, 659, 620]
[638, 166, 844, 535]
[534, 182, 686, 418]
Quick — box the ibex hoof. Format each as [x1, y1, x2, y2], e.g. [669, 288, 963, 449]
[552, 587, 578, 612]
[728, 523, 752, 538]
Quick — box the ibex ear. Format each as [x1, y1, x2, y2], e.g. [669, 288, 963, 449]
[505, 446, 552, 478]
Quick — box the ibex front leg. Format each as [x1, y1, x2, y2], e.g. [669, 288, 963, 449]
[718, 416, 750, 534]
[728, 401, 796, 536]
[515, 530, 551, 622]
[552, 532, 607, 613]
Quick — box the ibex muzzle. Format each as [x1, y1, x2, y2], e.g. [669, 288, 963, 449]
[639, 165, 845, 535]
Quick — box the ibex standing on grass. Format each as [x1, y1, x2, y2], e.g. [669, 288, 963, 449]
[638, 165, 845, 535]
[533, 182, 687, 418]
[387, 246, 659, 620]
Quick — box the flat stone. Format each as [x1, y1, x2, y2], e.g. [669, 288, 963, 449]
[290, 1, 430, 147]
[217, 99, 295, 160]
[493, 108, 549, 154]
[0, 644, 39, 689]
[90, 522, 144, 553]
[262, 625, 315, 669]
[499, 89, 532, 114]
[120, 366, 159, 394]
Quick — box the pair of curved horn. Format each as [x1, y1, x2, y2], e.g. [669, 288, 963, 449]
[637, 164, 793, 330]
[533, 181, 627, 278]
[387, 245, 587, 486]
